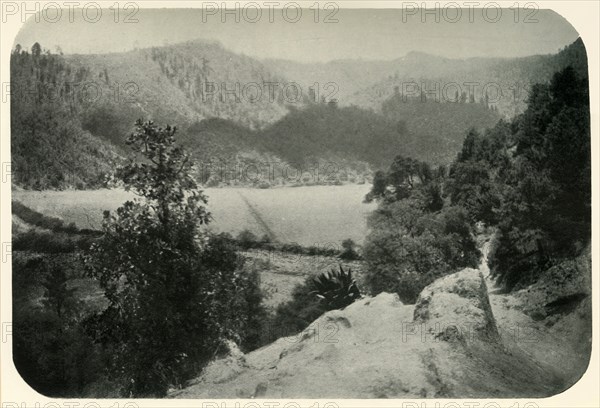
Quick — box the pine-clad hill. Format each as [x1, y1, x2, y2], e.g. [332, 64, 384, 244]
[380, 97, 501, 164]
[67, 40, 291, 133]
[10, 48, 121, 190]
[10, 38, 587, 189]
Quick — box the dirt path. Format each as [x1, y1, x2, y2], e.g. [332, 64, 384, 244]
[479, 236, 591, 393]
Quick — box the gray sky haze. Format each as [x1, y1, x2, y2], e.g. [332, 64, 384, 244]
[13, 7, 580, 62]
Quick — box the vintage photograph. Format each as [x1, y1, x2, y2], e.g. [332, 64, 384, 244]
[6, 3, 592, 400]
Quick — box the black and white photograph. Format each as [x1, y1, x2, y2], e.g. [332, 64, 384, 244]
[1, 1, 597, 402]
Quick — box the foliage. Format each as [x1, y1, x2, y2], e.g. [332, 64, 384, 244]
[10, 45, 120, 189]
[363, 200, 479, 303]
[444, 66, 590, 290]
[310, 265, 361, 309]
[339, 239, 360, 260]
[362, 151, 480, 304]
[488, 66, 590, 289]
[83, 121, 266, 396]
[13, 255, 110, 397]
[269, 266, 362, 340]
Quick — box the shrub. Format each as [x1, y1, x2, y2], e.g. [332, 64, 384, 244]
[363, 201, 479, 303]
[236, 229, 259, 250]
[339, 238, 360, 260]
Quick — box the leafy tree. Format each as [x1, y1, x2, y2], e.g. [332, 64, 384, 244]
[365, 156, 432, 203]
[84, 120, 265, 396]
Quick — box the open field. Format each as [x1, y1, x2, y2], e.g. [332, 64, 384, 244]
[13, 185, 376, 246]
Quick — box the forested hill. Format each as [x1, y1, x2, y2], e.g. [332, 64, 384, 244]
[270, 38, 588, 118]
[10, 38, 587, 189]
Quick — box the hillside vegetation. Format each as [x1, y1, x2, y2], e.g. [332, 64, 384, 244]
[10, 39, 586, 189]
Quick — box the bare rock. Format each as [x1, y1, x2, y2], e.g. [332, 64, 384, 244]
[414, 268, 500, 344]
[171, 270, 563, 399]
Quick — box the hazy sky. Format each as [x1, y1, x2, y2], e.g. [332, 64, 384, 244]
[13, 8, 579, 62]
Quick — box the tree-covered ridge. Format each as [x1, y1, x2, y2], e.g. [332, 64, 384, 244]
[363, 64, 590, 302]
[146, 40, 290, 128]
[381, 95, 501, 164]
[10, 44, 121, 189]
[448, 66, 590, 289]
[342, 38, 588, 117]
[10, 38, 587, 190]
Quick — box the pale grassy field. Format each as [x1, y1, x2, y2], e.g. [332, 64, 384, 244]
[13, 185, 376, 246]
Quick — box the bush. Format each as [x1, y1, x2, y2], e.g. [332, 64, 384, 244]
[339, 238, 360, 260]
[363, 201, 479, 303]
[236, 229, 259, 250]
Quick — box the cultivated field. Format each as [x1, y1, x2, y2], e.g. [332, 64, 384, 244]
[13, 185, 376, 246]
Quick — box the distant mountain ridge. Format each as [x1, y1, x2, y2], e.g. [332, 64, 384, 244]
[269, 38, 588, 117]
[10, 38, 587, 189]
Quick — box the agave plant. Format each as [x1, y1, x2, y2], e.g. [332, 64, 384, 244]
[311, 265, 361, 310]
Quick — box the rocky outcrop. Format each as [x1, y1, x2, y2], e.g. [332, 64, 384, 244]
[414, 268, 500, 344]
[170, 268, 564, 399]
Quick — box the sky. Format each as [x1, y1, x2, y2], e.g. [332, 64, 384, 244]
[13, 7, 580, 62]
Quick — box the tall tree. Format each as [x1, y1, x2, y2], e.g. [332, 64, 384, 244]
[84, 120, 264, 396]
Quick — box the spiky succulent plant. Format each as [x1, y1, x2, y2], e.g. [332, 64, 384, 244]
[311, 265, 361, 310]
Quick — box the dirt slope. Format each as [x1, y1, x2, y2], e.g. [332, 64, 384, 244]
[481, 240, 592, 392]
[171, 266, 576, 398]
